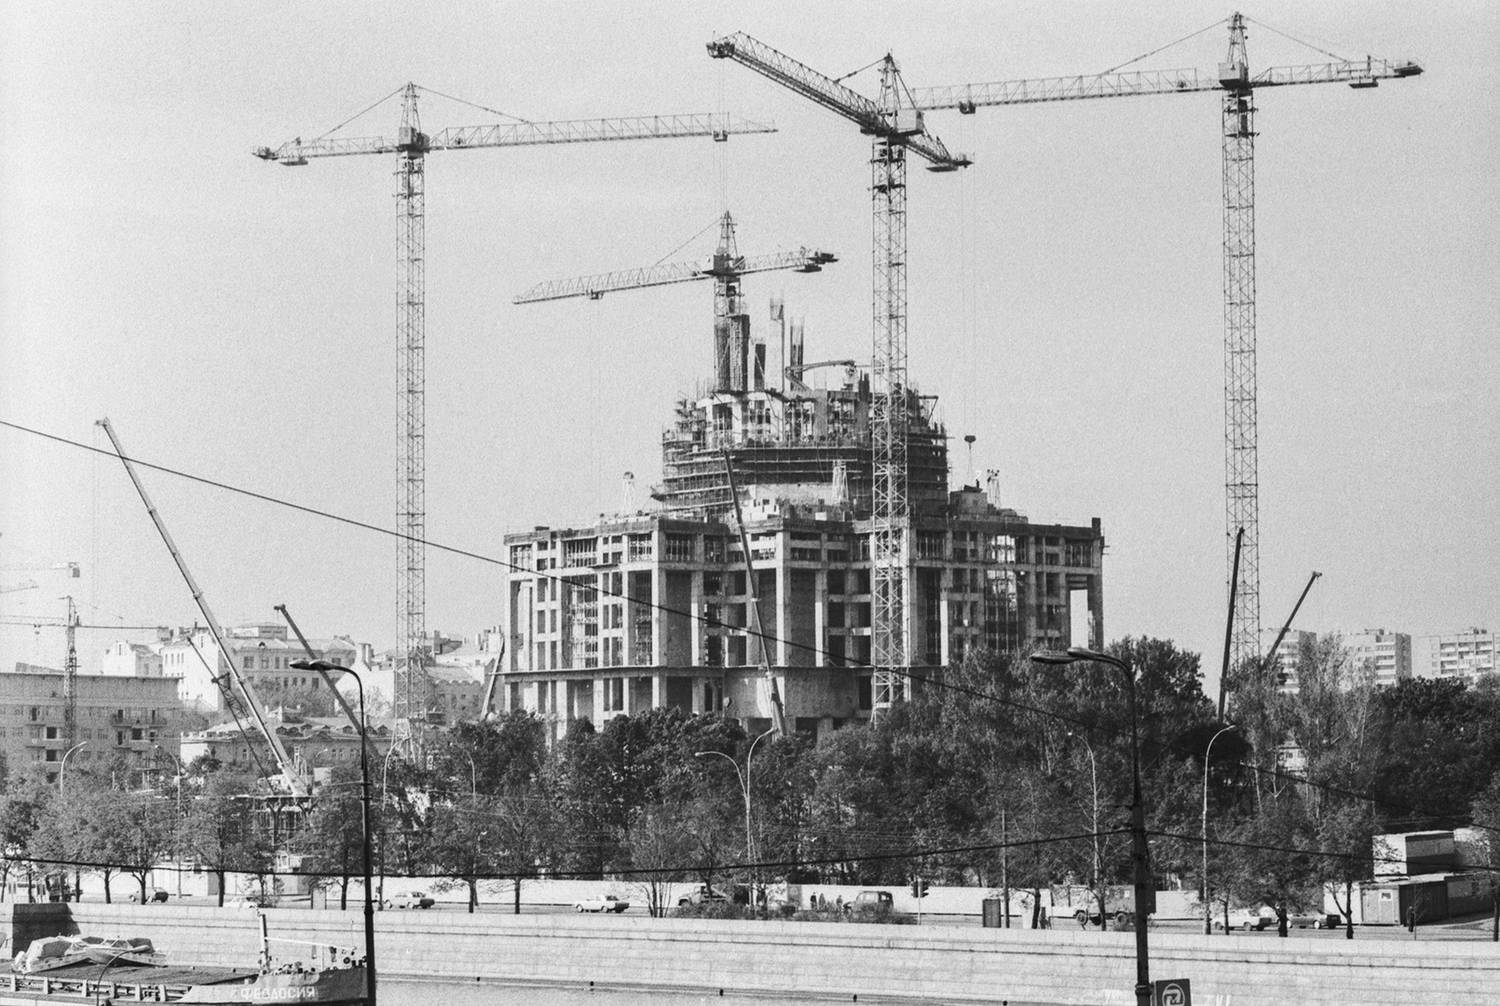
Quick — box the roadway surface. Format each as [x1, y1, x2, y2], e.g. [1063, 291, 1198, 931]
[164, 893, 1498, 941]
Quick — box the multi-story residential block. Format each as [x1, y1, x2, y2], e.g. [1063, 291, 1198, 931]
[1270, 628, 1411, 691]
[1415, 628, 1496, 681]
[1343, 629, 1412, 687]
[0, 663, 181, 784]
[158, 623, 357, 711]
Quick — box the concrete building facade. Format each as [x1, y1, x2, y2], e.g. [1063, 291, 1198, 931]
[500, 484, 1103, 742]
[158, 623, 357, 711]
[1343, 629, 1412, 687]
[1415, 628, 1495, 682]
[0, 664, 182, 783]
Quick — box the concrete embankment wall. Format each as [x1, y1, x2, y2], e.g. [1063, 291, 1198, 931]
[10, 903, 1496, 1006]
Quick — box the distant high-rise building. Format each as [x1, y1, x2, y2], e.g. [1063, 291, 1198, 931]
[1415, 628, 1496, 682]
[1269, 628, 1411, 691]
[1343, 629, 1412, 687]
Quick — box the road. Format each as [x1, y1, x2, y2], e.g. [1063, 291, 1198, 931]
[169, 893, 1497, 941]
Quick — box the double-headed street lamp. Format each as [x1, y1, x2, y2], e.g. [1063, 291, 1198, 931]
[695, 727, 776, 908]
[1202, 724, 1238, 935]
[1033, 646, 1151, 1006]
[292, 659, 375, 1006]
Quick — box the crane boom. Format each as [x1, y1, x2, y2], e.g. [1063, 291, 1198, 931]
[254, 113, 776, 163]
[909, 15, 1421, 695]
[909, 57, 1421, 111]
[258, 83, 777, 755]
[708, 33, 968, 169]
[514, 247, 835, 304]
[710, 35, 970, 722]
[96, 418, 308, 799]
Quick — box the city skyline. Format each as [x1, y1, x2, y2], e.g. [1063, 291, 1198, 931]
[3, 2, 1495, 703]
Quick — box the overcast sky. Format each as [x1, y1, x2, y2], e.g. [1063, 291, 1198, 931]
[2, 2, 1494, 702]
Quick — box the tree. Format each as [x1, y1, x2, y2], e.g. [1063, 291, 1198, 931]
[296, 767, 366, 909]
[180, 771, 268, 906]
[424, 796, 500, 912]
[9, 771, 62, 902]
[1468, 774, 1500, 942]
[627, 803, 699, 917]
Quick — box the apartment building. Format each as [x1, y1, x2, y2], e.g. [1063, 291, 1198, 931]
[1416, 628, 1496, 681]
[0, 663, 181, 784]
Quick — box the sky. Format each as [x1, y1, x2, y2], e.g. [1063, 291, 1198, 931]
[2, 2, 1495, 703]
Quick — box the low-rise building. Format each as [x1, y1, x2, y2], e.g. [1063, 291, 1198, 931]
[179, 709, 393, 778]
[158, 623, 357, 711]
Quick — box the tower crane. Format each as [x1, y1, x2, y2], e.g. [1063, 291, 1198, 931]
[708, 34, 970, 721]
[256, 84, 774, 750]
[908, 14, 1421, 696]
[514, 211, 834, 304]
[515, 210, 835, 390]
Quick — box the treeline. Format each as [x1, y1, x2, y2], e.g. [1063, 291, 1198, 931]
[4, 636, 1499, 928]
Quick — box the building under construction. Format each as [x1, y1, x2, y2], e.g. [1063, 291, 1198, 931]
[498, 303, 1104, 741]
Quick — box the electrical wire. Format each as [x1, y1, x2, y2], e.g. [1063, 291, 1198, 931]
[3, 417, 1489, 838]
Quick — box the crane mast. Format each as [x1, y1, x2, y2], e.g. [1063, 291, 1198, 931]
[910, 14, 1421, 690]
[709, 33, 968, 721]
[96, 418, 309, 799]
[396, 83, 427, 734]
[257, 85, 775, 752]
[1220, 14, 1260, 682]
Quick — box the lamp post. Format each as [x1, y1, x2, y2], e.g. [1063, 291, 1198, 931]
[1033, 647, 1150, 1006]
[293, 660, 375, 1006]
[57, 741, 87, 791]
[1202, 724, 1238, 935]
[1067, 730, 1103, 930]
[695, 727, 775, 909]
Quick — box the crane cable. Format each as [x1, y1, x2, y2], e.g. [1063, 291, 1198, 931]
[1100, 16, 1229, 75]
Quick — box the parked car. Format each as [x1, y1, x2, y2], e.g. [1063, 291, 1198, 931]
[575, 894, 631, 913]
[1215, 905, 1276, 931]
[845, 890, 896, 919]
[677, 885, 729, 907]
[1288, 910, 1337, 929]
[129, 889, 169, 904]
[384, 890, 435, 909]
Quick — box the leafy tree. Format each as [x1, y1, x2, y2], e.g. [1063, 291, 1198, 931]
[296, 766, 367, 909]
[424, 795, 501, 912]
[1467, 774, 1500, 942]
[180, 771, 269, 906]
[1, 769, 56, 901]
[627, 803, 698, 917]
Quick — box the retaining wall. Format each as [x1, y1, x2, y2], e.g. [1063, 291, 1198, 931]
[9, 902, 1496, 1005]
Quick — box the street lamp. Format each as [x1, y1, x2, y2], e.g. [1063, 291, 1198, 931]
[1202, 724, 1238, 935]
[1066, 731, 1103, 931]
[1033, 647, 1150, 1006]
[292, 659, 375, 1006]
[57, 741, 87, 791]
[695, 727, 776, 909]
